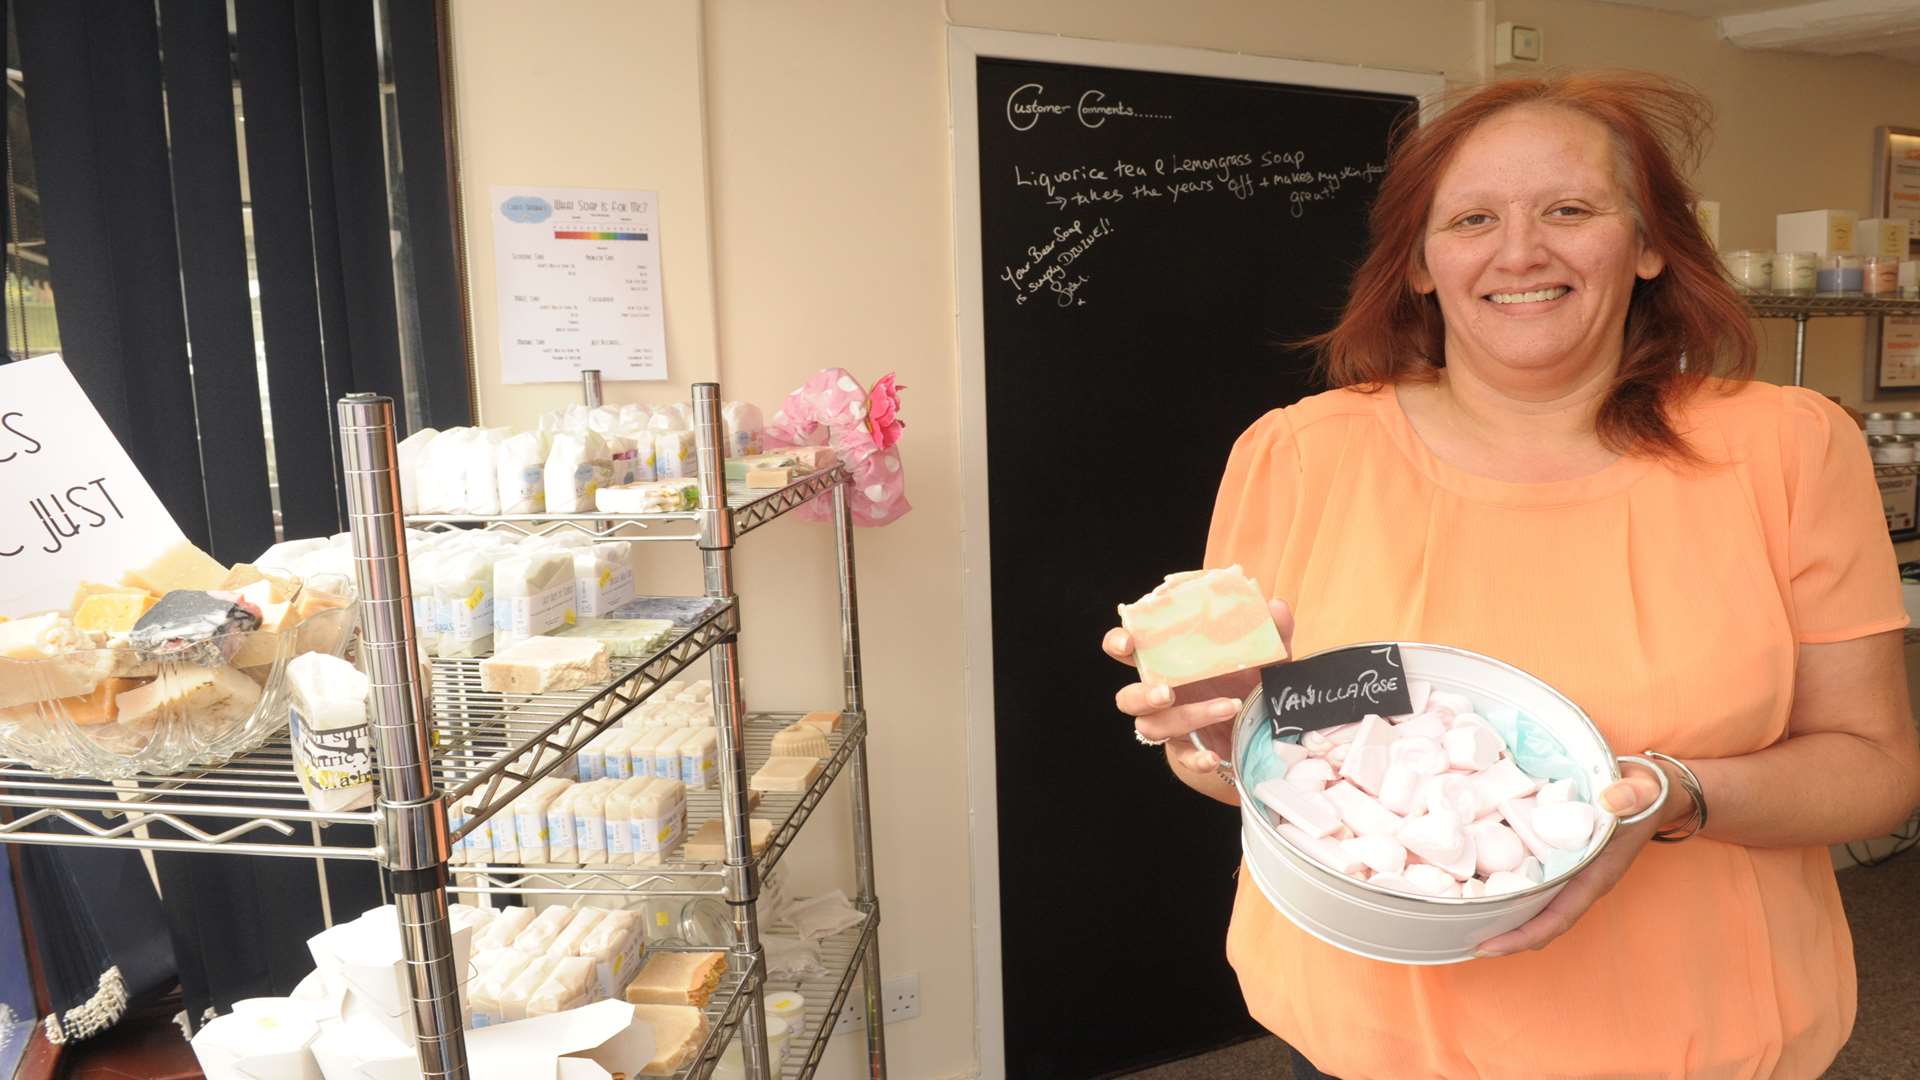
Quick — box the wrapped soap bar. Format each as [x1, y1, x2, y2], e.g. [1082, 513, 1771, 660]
[545, 784, 583, 864]
[679, 728, 718, 790]
[286, 652, 375, 813]
[472, 906, 536, 951]
[513, 904, 577, 955]
[417, 427, 475, 514]
[499, 954, 563, 1023]
[495, 430, 549, 515]
[595, 479, 699, 514]
[513, 777, 573, 864]
[462, 427, 510, 516]
[722, 400, 765, 457]
[395, 427, 439, 516]
[576, 909, 646, 998]
[601, 729, 644, 781]
[651, 728, 690, 781]
[547, 906, 607, 957]
[1117, 565, 1288, 688]
[469, 948, 536, 1027]
[573, 778, 618, 866]
[545, 430, 611, 515]
[130, 590, 262, 665]
[429, 547, 496, 658]
[631, 778, 686, 866]
[556, 617, 673, 658]
[528, 955, 599, 1016]
[492, 551, 576, 652]
[603, 776, 651, 865]
[572, 541, 636, 618]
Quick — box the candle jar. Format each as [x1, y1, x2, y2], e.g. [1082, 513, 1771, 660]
[1771, 251, 1817, 296]
[1865, 412, 1895, 435]
[1816, 254, 1864, 296]
[1720, 249, 1774, 292]
[1896, 411, 1920, 436]
[1864, 255, 1901, 296]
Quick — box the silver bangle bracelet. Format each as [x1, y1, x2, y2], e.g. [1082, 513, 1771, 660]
[1643, 750, 1707, 842]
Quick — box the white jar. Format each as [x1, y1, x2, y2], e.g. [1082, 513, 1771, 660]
[1896, 412, 1920, 436]
[1865, 412, 1895, 436]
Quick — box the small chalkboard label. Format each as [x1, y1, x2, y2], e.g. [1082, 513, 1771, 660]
[1261, 644, 1411, 736]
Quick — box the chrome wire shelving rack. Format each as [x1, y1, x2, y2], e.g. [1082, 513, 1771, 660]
[0, 379, 888, 1080]
[1744, 293, 1920, 387]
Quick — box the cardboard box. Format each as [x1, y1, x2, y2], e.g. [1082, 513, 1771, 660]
[1776, 209, 1857, 257]
[307, 906, 475, 1045]
[310, 1000, 655, 1080]
[1854, 218, 1913, 259]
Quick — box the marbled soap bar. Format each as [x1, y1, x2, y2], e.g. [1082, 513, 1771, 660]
[1118, 565, 1287, 688]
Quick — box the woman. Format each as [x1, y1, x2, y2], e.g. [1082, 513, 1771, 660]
[1105, 73, 1920, 1079]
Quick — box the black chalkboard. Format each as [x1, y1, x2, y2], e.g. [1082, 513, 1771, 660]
[1264, 644, 1413, 735]
[975, 55, 1413, 1078]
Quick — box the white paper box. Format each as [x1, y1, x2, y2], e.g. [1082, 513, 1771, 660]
[1776, 209, 1857, 258]
[307, 906, 474, 1044]
[192, 1007, 324, 1080]
[311, 1000, 655, 1080]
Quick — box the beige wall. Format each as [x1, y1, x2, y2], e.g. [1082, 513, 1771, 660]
[449, 3, 1915, 1076]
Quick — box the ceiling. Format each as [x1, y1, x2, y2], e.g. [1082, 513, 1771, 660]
[1602, 0, 1920, 64]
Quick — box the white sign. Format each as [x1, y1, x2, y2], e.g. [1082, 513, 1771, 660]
[1878, 471, 1917, 536]
[492, 185, 668, 383]
[0, 355, 187, 614]
[1888, 131, 1920, 239]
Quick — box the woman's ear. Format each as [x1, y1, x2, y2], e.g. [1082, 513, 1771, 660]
[1636, 238, 1666, 281]
[1411, 252, 1436, 295]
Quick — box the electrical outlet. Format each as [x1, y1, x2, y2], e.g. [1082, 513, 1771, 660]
[832, 973, 920, 1034]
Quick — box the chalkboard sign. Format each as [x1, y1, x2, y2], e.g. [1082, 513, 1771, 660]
[1264, 644, 1413, 735]
[959, 40, 1430, 1079]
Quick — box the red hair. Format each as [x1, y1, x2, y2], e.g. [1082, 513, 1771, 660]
[1309, 71, 1755, 461]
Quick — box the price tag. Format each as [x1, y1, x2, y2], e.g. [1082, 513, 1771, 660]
[1260, 644, 1412, 736]
[0, 355, 189, 614]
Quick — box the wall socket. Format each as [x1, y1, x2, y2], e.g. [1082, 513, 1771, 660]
[831, 973, 919, 1035]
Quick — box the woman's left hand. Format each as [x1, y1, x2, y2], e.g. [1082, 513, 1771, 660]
[1473, 761, 1683, 958]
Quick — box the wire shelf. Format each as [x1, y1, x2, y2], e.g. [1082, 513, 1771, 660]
[1745, 294, 1920, 319]
[0, 598, 737, 860]
[684, 912, 878, 1080]
[446, 712, 866, 898]
[405, 467, 847, 542]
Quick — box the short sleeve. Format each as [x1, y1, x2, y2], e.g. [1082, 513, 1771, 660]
[1204, 409, 1301, 599]
[1779, 388, 1908, 643]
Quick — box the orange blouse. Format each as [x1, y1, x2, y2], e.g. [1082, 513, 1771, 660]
[1204, 381, 1906, 1080]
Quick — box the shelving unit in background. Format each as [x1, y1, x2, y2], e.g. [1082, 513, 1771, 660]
[1744, 293, 1920, 387]
[0, 382, 888, 1080]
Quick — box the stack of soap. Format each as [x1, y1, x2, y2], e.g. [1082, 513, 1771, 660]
[1118, 565, 1288, 688]
[1250, 682, 1601, 899]
[628, 1002, 710, 1077]
[479, 636, 610, 694]
[770, 723, 829, 759]
[750, 756, 822, 794]
[555, 617, 674, 657]
[683, 817, 771, 860]
[624, 951, 727, 1008]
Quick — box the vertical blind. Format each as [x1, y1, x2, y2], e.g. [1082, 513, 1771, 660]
[10, 0, 473, 562]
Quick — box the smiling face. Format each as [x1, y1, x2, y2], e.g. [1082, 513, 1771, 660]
[1413, 104, 1665, 389]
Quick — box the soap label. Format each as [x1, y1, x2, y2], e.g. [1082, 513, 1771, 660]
[576, 564, 635, 617]
[495, 578, 574, 639]
[443, 590, 494, 646]
[576, 811, 606, 858]
[291, 707, 375, 793]
[1260, 644, 1411, 737]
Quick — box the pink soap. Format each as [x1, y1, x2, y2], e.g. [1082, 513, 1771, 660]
[1394, 713, 1450, 741]
[1402, 863, 1463, 897]
[1286, 757, 1337, 792]
[1519, 856, 1545, 882]
[1323, 781, 1406, 838]
[1390, 735, 1449, 776]
[1340, 834, 1408, 876]
[1532, 801, 1597, 849]
[1471, 759, 1541, 816]
[1399, 810, 1478, 881]
[1444, 724, 1504, 772]
[1469, 820, 1526, 875]
[1277, 823, 1366, 875]
[1338, 714, 1399, 796]
[1254, 779, 1342, 838]
[1460, 878, 1487, 899]
[1426, 690, 1475, 716]
[1499, 798, 1559, 862]
[1368, 873, 1416, 894]
[1328, 744, 1351, 767]
[1427, 775, 1478, 822]
[1377, 763, 1426, 816]
[1271, 741, 1311, 769]
[1484, 870, 1535, 896]
[1536, 778, 1576, 805]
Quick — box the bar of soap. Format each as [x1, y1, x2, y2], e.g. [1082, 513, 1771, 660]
[797, 710, 842, 734]
[750, 756, 822, 794]
[624, 950, 728, 1007]
[73, 590, 157, 633]
[1118, 565, 1288, 688]
[129, 591, 261, 666]
[595, 479, 699, 514]
[781, 445, 837, 471]
[745, 467, 797, 488]
[682, 817, 771, 861]
[480, 636, 611, 694]
[554, 617, 675, 657]
[770, 723, 829, 759]
[121, 541, 228, 594]
[628, 1002, 711, 1076]
[115, 664, 262, 735]
[723, 452, 801, 484]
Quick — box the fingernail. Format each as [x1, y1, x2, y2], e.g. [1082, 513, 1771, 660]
[1197, 752, 1219, 770]
[1473, 949, 1504, 959]
[1210, 699, 1238, 718]
[1150, 686, 1172, 706]
[1601, 783, 1633, 813]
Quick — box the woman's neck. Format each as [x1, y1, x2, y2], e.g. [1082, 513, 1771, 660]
[1398, 362, 1623, 483]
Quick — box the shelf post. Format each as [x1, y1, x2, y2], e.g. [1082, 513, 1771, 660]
[1793, 314, 1808, 388]
[580, 368, 604, 407]
[691, 383, 775, 1080]
[833, 480, 888, 1078]
[338, 394, 470, 1080]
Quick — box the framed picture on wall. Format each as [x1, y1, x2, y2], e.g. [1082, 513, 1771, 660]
[1870, 126, 1920, 393]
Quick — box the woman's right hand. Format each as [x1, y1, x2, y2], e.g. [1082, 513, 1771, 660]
[1103, 598, 1295, 776]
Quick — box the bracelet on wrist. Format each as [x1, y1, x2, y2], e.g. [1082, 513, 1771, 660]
[1643, 750, 1706, 843]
